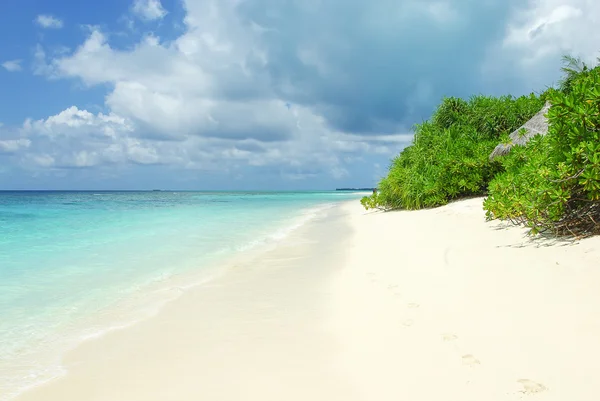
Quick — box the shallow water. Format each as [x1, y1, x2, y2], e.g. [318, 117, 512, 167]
[0, 190, 364, 399]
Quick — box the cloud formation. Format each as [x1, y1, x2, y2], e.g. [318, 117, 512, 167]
[132, 0, 168, 21]
[482, 0, 600, 91]
[1, 60, 22, 72]
[7, 101, 402, 181]
[0, 138, 30, 154]
[35, 14, 64, 29]
[4, 0, 600, 188]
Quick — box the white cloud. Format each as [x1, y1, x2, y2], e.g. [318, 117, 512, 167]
[7, 102, 401, 182]
[132, 0, 167, 21]
[18, 106, 173, 168]
[32, 44, 65, 78]
[31, 0, 477, 146]
[11, 0, 466, 182]
[1, 59, 22, 72]
[44, 24, 356, 147]
[35, 15, 64, 29]
[23, 0, 600, 186]
[0, 139, 31, 153]
[482, 0, 600, 90]
[503, 2, 594, 64]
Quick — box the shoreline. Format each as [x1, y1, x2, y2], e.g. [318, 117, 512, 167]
[15, 200, 359, 401]
[2, 200, 347, 401]
[13, 198, 600, 401]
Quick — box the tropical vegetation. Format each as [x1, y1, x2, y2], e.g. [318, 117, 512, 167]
[484, 58, 600, 237]
[361, 94, 545, 210]
[362, 56, 600, 237]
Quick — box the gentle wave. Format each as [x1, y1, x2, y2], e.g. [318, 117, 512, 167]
[0, 191, 359, 400]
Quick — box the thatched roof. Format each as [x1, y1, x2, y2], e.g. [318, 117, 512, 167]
[489, 101, 551, 160]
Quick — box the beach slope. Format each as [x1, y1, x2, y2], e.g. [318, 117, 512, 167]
[331, 198, 600, 400]
[16, 198, 600, 401]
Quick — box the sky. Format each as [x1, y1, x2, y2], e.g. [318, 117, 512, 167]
[0, 0, 599, 190]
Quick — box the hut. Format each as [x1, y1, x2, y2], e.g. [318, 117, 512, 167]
[489, 101, 551, 160]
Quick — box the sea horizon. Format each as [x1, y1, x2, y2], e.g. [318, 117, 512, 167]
[0, 189, 372, 193]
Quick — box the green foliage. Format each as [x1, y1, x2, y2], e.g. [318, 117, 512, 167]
[484, 63, 600, 236]
[360, 193, 382, 210]
[362, 52, 600, 237]
[362, 94, 544, 210]
[516, 127, 528, 139]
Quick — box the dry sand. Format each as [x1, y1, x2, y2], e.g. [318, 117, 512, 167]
[14, 198, 600, 401]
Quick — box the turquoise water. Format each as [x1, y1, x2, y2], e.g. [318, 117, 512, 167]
[0, 190, 363, 399]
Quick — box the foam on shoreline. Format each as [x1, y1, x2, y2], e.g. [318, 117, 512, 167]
[1, 201, 343, 401]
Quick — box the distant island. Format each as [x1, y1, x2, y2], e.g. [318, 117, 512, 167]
[335, 188, 376, 191]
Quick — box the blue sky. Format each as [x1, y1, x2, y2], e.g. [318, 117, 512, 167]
[1, 0, 599, 190]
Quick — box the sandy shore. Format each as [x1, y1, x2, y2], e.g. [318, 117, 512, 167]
[15, 198, 600, 401]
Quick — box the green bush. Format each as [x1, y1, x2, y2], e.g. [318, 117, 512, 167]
[484, 66, 600, 236]
[361, 94, 544, 210]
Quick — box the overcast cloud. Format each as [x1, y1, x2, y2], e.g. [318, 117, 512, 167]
[1, 0, 600, 189]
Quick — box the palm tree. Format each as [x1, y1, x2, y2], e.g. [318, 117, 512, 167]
[559, 55, 591, 94]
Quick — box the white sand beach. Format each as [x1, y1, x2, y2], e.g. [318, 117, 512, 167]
[15, 198, 600, 401]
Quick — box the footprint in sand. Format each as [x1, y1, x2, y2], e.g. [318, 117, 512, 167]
[407, 302, 420, 309]
[442, 333, 458, 342]
[402, 319, 414, 327]
[387, 285, 402, 297]
[518, 379, 547, 394]
[461, 354, 480, 367]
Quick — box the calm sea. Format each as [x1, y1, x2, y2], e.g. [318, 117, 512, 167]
[0, 190, 363, 399]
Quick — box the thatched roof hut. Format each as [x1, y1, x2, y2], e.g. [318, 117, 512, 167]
[489, 101, 551, 160]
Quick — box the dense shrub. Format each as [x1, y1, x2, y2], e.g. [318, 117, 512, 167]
[361, 94, 544, 210]
[484, 66, 600, 237]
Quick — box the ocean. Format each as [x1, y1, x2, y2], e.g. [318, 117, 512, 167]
[0, 190, 364, 399]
